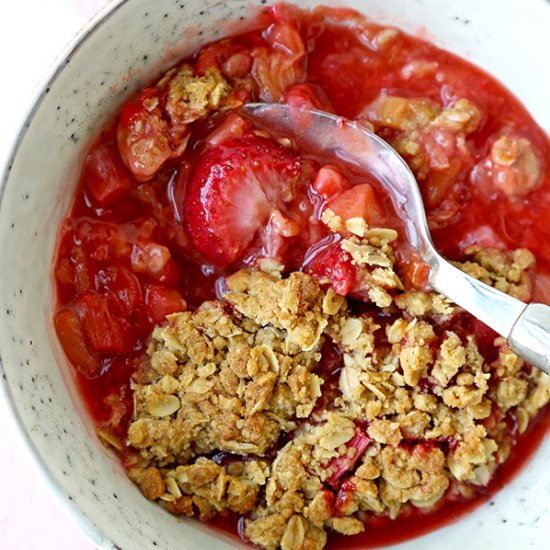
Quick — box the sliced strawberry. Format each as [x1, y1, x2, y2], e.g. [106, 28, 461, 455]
[305, 241, 358, 295]
[327, 183, 384, 224]
[183, 134, 305, 265]
[83, 142, 133, 206]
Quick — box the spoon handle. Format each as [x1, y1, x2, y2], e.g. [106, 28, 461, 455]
[429, 257, 550, 374]
[508, 304, 550, 375]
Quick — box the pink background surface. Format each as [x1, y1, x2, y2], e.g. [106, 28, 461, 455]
[0, 3, 109, 549]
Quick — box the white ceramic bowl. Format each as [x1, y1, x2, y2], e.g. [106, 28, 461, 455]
[0, 1, 549, 549]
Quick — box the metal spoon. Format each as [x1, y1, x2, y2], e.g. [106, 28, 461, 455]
[242, 102, 550, 375]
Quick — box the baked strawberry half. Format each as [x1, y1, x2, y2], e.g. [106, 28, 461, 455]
[183, 133, 306, 265]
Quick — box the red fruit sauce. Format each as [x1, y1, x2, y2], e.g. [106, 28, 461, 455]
[53, 4, 550, 548]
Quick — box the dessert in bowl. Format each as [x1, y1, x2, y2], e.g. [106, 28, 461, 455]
[0, 1, 549, 549]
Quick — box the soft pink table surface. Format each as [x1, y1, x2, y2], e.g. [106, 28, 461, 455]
[0, 3, 109, 548]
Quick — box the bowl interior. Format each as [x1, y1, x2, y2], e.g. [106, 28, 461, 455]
[0, 0, 548, 548]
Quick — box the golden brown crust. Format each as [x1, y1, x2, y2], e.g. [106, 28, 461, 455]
[225, 269, 330, 350]
[128, 296, 324, 461]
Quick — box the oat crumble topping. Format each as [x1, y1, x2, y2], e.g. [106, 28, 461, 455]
[124, 224, 549, 550]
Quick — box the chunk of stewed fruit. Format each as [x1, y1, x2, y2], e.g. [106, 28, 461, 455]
[83, 142, 133, 206]
[144, 285, 187, 325]
[54, 309, 99, 377]
[312, 165, 351, 198]
[326, 183, 385, 225]
[305, 242, 358, 295]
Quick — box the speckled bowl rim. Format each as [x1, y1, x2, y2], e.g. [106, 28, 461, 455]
[0, 2, 134, 547]
[1, 1, 549, 549]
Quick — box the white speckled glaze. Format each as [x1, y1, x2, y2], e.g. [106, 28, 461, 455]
[0, 0, 549, 548]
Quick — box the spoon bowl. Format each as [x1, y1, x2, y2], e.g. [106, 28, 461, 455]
[242, 102, 550, 375]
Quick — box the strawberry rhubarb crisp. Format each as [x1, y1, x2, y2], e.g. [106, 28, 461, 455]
[53, 4, 550, 549]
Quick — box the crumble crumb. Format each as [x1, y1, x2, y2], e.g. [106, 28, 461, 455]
[225, 269, 330, 351]
[159, 64, 239, 125]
